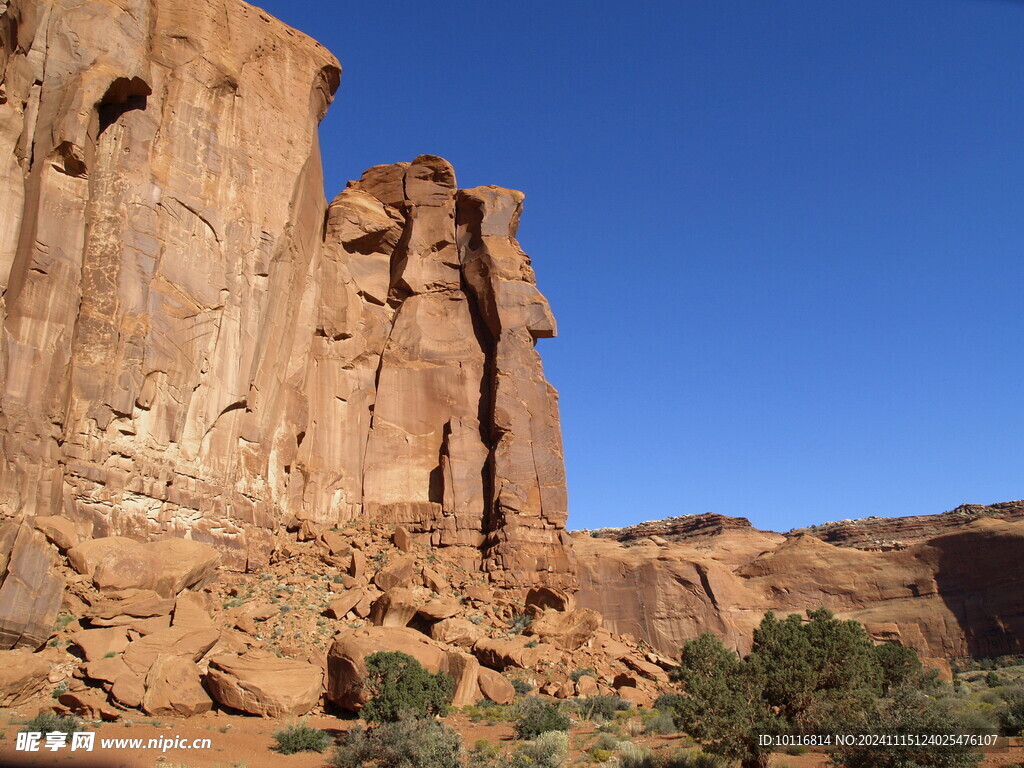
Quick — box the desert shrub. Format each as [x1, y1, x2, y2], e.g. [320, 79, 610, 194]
[570, 667, 597, 682]
[987, 671, 1004, 688]
[510, 678, 533, 695]
[831, 686, 981, 768]
[361, 651, 454, 723]
[577, 694, 630, 721]
[513, 697, 571, 739]
[643, 710, 676, 734]
[514, 730, 569, 768]
[666, 609, 932, 768]
[782, 744, 807, 756]
[873, 641, 923, 694]
[20, 712, 81, 734]
[619, 751, 723, 768]
[508, 612, 532, 635]
[1000, 687, 1024, 736]
[593, 732, 620, 751]
[272, 723, 332, 754]
[329, 715, 462, 768]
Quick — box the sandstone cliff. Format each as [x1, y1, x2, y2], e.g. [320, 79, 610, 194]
[0, 0, 573, 587]
[575, 503, 1024, 662]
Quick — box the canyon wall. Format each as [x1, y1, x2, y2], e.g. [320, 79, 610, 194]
[575, 504, 1024, 662]
[0, 0, 573, 587]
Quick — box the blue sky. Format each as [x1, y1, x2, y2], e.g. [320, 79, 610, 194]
[256, 0, 1024, 533]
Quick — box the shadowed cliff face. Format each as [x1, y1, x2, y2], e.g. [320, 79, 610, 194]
[575, 505, 1024, 661]
[0, 0, 574, 587]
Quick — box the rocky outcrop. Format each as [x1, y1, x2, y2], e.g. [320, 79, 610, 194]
[0, 0, 573, 588]
[576, 510, 1024, 661]
[0, 520, 64, 649]
[0, 0, 577, 589]
[205, 652, 323, 717]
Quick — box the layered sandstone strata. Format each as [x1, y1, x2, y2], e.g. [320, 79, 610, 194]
[575, 505, 1024, 662]
[0, 0, 573, 587]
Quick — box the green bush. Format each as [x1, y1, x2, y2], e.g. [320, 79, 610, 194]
[643, 710, 676, 735]
[20, 712, 81, 734]
[831, 686, 981, 768]
[329, 716, 462, 768]
[510, 678, 533, 695]
[361, 651, 454, 723]
[618, 752, 724, 768]
[513, 730, 569, 768]
[1000, 687, 1024, 736]
[513, 697, 571, 739]
[570, 667, 597, 682]
[987, 671, 1004, 688]
[272, 723, 332, 754]
[577, 694, 630, 721]
[508, 613, 532, 635]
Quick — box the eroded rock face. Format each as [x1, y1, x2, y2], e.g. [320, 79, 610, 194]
[576, 508, 1024, 661]
[0, 0, 573, 589]
[0, 520, 64, 649]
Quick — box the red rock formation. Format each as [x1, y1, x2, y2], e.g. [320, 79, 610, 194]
[0, 0, 573, 588]
[576, 508, 1024, 661]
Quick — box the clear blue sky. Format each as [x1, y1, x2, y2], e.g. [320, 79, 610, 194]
[255, 0, 1024, 533]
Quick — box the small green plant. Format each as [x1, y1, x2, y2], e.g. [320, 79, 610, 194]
[513, 697, 571, 739]
[986, 671, 1003, 688]
[50, 682, 68, 700]
[577, 694, 630, 721]
[508, 612, 532, 635]
[272, 723, 332, 754]
[361, 651, 454, 722]
[510, 678, 533, 695]
[329, 715, 462, 768]
[469, 614, 484, 625]
[20, 712, 81, 734]
[643, 710, 676, 735]
[52, 613, 74, 631]
[570, 667, 597, 683]
[515, 730, 569, 767]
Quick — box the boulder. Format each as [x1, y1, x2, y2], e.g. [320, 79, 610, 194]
[477, 666, 515, 704]
[373, 555, 417, 590]
[58, 688, 121, 720]
[472, 636, 544, 670]
[392, 526, 414, 552]
[0, 649, 50, 705]
[622, 655, 669, 683]
[86, 538, 221, 597]
[32, 516, 79, 551]
[524, 608, 601, 651]
[0, 521, 65, 649]
[326, 626, 477, 710]
[575, 674, 599, 697]
[111, 672, 146, 709]
[421, 566, 447, 594]
[430, 617, 482, 647]
[417, 598, 461, 622]
[171, 591, 216, 630]
[369, 588, 420, 628]
[325, 589, 365, 620]
[86, 589, 174, 621]
[70, 627, 130, 661]
[205, 653, 323, 717]
[122, 627, 219, 675]
[83, 655, 132, 685]
[142, 655, 212, 717]
[616, 685, 651, 708]
[68, 537, 140, 578]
